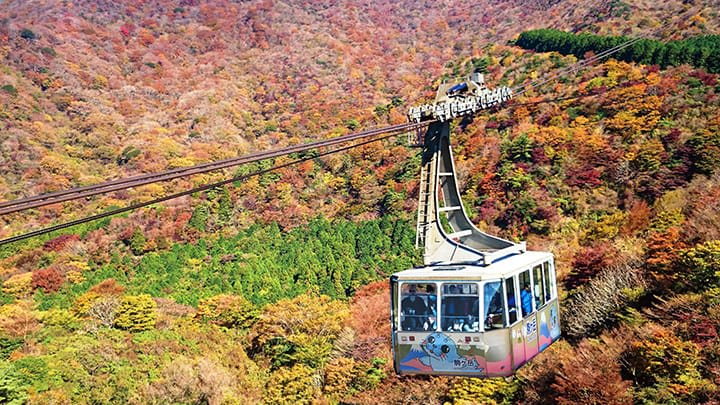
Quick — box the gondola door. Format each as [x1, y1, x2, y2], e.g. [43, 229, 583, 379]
[506, 276, 527, 369]
[519, 269, 540, 361]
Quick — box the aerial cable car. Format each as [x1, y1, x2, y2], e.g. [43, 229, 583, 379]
[392, 76, 560, 377]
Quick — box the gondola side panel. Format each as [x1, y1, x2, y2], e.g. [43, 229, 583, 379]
[510, 321, 527, 369]
[395, 332, 490, 376]
[538, 299, 561, 351]
[523, 313, 540, 361]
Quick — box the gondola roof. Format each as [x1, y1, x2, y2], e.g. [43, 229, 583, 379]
[392, 250, 552, 281]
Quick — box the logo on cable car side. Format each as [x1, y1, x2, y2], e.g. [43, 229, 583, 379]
[399, 332, 483, 373]
[525, 318, 537, 342]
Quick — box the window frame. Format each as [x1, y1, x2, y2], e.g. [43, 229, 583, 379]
[398, 282, 437, 331]
[504, 276, 520, 326]
[543, 261, 557, 302]
[533, 264, 546, 310]
[518, 269, 533, 317]
[482, 279, 507, 331]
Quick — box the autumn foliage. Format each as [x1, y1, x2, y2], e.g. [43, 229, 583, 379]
[348, 280, 389, 359]
[114, 294, 157, 332]
[196, 293, 257, 329]
[1, 0, 720, 403]
[552, 334, 632, 404]
[30, 267, 63, 293]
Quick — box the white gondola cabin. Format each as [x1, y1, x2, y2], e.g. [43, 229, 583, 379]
[391, 254, 560, 376]
[391, 118, 560, 376]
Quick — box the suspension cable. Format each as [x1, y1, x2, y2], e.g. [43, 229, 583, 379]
[0, 121, 428, 215]
[0, 33, 653, 216]
[0, 132, 403, 246]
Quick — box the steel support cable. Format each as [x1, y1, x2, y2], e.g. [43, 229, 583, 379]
[507, 79, 639, 109]
[512, 35, 647, 96]
[510, 93, 599, 107]
[512, 64, 659, 107]
[0, 122, 420, 212]
[0, 131, 407, 247]
[0, 121, 428, 215]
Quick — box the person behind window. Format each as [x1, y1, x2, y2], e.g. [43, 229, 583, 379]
[401, 285, 428, 330]
[448, 318, 464, 331]
[464, 315, 479, 332]
[464, 297, 479, 331]
[423, 314, 437, 331]
[426, 286, 437, 317]
[427, 295, 437, 322]
[521, 283, 532, 316]
[442, 284, 460, 330]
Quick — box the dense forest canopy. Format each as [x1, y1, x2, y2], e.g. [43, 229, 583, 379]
[1, 0, 720, 403]
[516, 28, 720, 73]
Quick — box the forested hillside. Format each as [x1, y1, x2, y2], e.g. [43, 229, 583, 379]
[516, 28, 720, 72]
[2, 0, 720, 403]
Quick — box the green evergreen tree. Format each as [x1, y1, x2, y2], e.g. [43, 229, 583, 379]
[188, 204, 209, 231]
[129, 227, 146, 255]
[516, 29, 720, 73]
[215, 186, 233, 226]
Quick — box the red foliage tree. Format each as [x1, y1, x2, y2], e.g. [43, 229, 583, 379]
[565, 242, 618, 291]
[565, 165, 602, 188]
[43, 234, 80, 252]
[31, 267, 64, 293]
[119, 23, 135, 38]
[89, 278, 125, 296]
[553, 334, 632, 404]
[620, 199, 652, 236]
[349, 281, 389, 360]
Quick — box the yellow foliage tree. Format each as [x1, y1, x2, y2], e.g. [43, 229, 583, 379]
[264, 364, 319, 405]
[252, 294, 349, 369]
[445, 377, 520, 405]
[0, 300, 40, 338]
[72, 291, 101, 316]
[196, 294, 257, 329]
[2, 272, 33, 298]
[323, 357, 357, 399]
[114, 294, 157, 332]
[604, 83, 663, 136]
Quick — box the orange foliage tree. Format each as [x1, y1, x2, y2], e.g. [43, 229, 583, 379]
[552, 333, 632, 404]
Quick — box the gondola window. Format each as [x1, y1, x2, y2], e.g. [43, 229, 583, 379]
[400, 283, 436, 331]
[533, 265, 546, 309]
[505, 277, 518, 324]
[483, 281, 505, 329]
[441, 283, 479, 331]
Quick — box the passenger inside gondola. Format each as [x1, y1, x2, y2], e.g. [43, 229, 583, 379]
[465, 298, 480, 331]
[401, 284, 427, 331]
[423, 314, 437, 331]
[401, 283, 437, 331]
[521, 283, 532, 317]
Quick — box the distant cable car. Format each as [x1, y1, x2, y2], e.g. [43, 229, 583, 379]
[391, 120, 560, 376]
